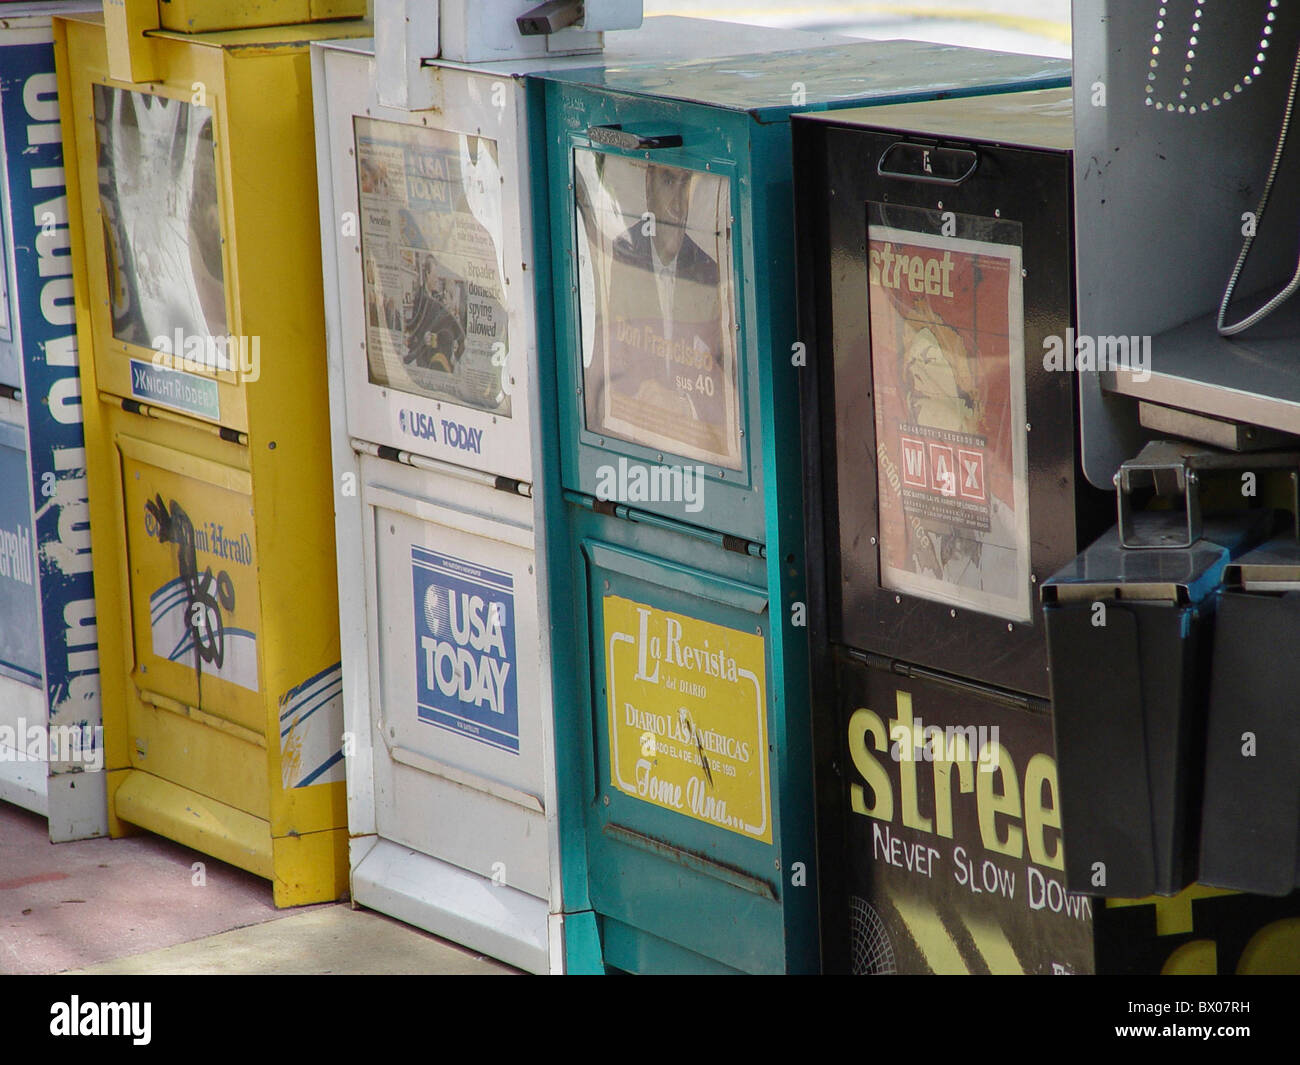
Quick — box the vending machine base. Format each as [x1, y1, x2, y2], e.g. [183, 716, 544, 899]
[351, 838, 551, 972]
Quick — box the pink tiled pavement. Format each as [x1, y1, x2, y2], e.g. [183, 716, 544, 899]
[0, 803, 311, 974]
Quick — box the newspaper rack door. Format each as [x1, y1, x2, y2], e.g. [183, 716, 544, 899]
[795, 89, 1087, 701]
[551, 97, 762, 543]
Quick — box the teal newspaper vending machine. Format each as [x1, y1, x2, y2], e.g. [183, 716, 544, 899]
[533, 42, 1070, 973]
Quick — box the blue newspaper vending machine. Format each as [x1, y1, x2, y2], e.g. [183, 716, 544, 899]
[0, 2, 104, 840]
[533, 43, 1070, 973]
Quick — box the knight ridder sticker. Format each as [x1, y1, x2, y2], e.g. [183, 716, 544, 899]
[868, 203, 1032, 623]
[604, 595, 771, 843]
[130, 358, 220, 422]
[412, 546, 519, 753]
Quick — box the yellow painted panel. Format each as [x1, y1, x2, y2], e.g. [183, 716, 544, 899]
[104, 769, 143, 838]
[115, 769, 274, 879]
[311, 0, 368, 21]
[219, 48, 350, 835]
[1237, 919, 1300, 974]
[1161, 939, 1217, 975]
[151, 19, 371, 51]
[127, 698, 270, 820]
[1105, 883, 1239, 937]
[119, 436, 264, 730]
[103, 0, 160, 83]
[117, 432, 252, 494]
[271, 828, 350, 907]
[158, 0, 365, 34]
[265, 762, 348, 839]
[604, 596, 773, 843]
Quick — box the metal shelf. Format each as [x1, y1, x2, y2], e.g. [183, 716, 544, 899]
[1106, 299, 1300, 436]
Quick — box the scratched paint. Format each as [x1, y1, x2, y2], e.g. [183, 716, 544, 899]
[278, 663, 345, 788]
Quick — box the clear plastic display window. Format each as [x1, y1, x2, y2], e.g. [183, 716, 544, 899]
[866, 202, 1032, 622]
[354, 118, 511, 417]
[574, 150, 741, 470]
[94, 86, 227, 358]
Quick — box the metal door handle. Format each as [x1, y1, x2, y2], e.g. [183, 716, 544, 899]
[877, 142, 978, 185]
[588, 124, 683, 151]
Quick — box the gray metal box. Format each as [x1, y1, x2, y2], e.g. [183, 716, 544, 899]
[1074, 1, 1300, 487]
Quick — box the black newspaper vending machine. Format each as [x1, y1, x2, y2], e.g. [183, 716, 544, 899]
[797, 87, 1110, 975]
[799, 85, 1300, 974]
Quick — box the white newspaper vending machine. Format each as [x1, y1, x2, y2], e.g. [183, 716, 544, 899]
[0, 2, 104, 841]
[313, 0, 848, 971]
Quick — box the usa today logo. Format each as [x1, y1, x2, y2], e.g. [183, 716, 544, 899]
[399, 408, 439, 441]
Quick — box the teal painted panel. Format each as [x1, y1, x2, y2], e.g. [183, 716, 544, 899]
[571, 507, 816, 974]
[540, 40, 1070, 119]
[531, 42, 1074, 975]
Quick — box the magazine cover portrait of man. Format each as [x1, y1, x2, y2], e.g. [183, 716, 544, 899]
[574, 152, 741, 471]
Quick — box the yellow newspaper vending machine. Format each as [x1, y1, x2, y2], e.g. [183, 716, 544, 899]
[55, 4, 367, 905]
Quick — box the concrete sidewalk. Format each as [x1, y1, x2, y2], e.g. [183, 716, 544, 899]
[0, 804, 514, 975]
[644, 0, 1072, 57]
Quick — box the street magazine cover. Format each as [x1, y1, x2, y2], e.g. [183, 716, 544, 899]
[868, 204, 1031, 622]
